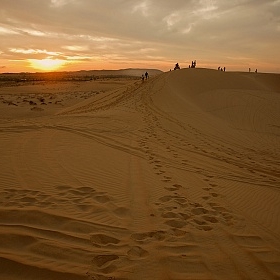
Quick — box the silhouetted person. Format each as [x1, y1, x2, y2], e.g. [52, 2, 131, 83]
[141, 74, 144, 82]
[174, 63, 180, 70]
[145, 72, 149, 79]
[224, 67, 226, 72]
[255, 69, 258, 73]
[249, 68, 251, 72]
[218, 66, 220, 71]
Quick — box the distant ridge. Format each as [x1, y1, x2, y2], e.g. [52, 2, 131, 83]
[1, 68, 163, 77]
[75, 68, 163, 77]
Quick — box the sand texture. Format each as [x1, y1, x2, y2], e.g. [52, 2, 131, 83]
[0, 69, 280, 280]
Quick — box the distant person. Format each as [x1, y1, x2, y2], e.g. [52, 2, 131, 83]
[174, 63, 180, 70]
[145, 72, 149, 79]
[255, 69, 258, 73]
[218, 66, 220, 71]
[249, 68, 251, 72]
[224, 67, 226, 72]
[141, 74, 144, 82]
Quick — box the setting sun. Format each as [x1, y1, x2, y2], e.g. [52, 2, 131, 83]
[29, 58, 66, 71]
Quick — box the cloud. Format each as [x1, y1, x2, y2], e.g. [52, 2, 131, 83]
[62, 45, 89, 52]
[19, 28, 45, 36]
[132, 1, 150, 17]
[0, 26, 19, 35]
[9, 48, 62, 56]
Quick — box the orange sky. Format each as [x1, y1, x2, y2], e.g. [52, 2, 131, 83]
[1, 0, 280, 73]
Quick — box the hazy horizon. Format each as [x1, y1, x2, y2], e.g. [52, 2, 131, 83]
[1, 0, 280, 73]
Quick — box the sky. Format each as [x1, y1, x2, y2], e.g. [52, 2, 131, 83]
[0, 0, 280, 73]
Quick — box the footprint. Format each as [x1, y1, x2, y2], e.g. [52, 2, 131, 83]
[159, 196, 173, 203]
[165, 186, 178, 191]
[127, 246, 149, 258]
[162, 179, 171, 182]
[191, 208, 209, 215]
[210, 193, 219, 198]
[200, 225, 213, 231]
[92, 255, 119, 267]
[165, 219, 187, 229]
[209, 204, 227, 212]
[173, 184, 182, 189]
[131, 231, 166, 242]
[171, 228, 188, 237]
[161, 212, 180, 219]
[193, 219, 207, 226]
[179, 213, 191, 220]
[203, 215, 218, 223]
[90, 234, 120, 247]
[174, 197, 187, 204]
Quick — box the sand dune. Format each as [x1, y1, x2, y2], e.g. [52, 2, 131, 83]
[0, 68, 279, 280]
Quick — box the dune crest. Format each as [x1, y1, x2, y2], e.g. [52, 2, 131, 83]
[0, 69, 279, 279]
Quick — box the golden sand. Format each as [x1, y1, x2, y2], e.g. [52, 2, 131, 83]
[0, 69, 279, 279]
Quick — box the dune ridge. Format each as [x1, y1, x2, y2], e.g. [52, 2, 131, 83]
[0, 68, 279, 279]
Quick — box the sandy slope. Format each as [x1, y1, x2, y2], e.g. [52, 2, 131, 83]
[0, 69, 279, 280]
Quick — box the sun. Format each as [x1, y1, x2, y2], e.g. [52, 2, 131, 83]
[29, 58, 66, 71]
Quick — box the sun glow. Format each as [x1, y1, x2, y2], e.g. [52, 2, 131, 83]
[29, 58, 66, 71]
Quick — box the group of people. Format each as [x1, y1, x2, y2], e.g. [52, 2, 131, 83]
[189, 60, 196, 68]
[218, 66, 226, 71]
[141, 71, 149, 81]
[174, 60, 197, 70]
[141, 64, 259, 80]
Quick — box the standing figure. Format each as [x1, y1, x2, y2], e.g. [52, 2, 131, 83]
[145, 72, 149, 80]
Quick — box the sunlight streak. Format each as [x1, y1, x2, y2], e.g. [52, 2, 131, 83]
[28, 59, 66, 71]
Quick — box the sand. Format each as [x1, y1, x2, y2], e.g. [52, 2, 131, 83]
[0, 69, 279, 280]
